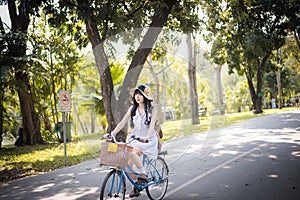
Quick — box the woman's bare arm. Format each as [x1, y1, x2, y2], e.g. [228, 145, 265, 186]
[146, 106, 157, 139]
[111, 106, 132, 135]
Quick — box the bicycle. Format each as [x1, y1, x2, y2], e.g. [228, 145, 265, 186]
[99, 134, 169, 200]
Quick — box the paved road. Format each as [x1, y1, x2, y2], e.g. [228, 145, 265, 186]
[164, 110, 300, 200]
[0, 110, 300, 200]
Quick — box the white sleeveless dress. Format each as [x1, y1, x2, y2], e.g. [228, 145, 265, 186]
[128, 109, 158, 159]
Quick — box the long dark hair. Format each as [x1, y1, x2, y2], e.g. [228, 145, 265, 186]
[131, 90, 152, 126]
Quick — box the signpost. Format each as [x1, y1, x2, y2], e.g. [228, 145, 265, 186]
[58, 90, 71, 166]
[59, 90, 71, 112]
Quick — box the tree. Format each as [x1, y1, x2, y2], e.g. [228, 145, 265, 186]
[265, 34, 300, 104]
[56, 0, 201, 140]
[282, 34, 300, 95]
[147, 55, 167, 123]
[201, 10, 228, 111]
[0, 1, 89, 147]
[201, 0, 300, 113]
[0, 0, 49, 145]
[215, 65, 223, 107]
[186, 33, 200, 124]
[28, 12, 87, 139]
[225, 79, 251, 112]
[78, 0, 177, 141]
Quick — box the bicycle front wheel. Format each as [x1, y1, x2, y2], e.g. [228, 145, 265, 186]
[146, 156, 169, 200]
[100, 169, 126, 200]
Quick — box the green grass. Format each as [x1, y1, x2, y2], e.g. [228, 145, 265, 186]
[0, 107, 298, 183]
[161, 108, 294, 141]
[0, 139, 101, 183]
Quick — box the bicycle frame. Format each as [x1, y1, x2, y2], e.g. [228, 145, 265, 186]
[108, 154, 163, 195]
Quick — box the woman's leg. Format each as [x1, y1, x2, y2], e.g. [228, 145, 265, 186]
[128, 146, 149, 197]
[127, 147, 141, 181]
[130, 146, 145, 173]
[130, 146, 149, 182]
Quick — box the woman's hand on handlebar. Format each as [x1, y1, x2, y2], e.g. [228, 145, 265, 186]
[138, 137, 149, 143]
[102, 133, 112, 139]
[130, 135, 148, 143]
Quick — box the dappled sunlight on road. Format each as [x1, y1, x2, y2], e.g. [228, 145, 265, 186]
[291, 151, 300, 157]
[267, 174, 279, 179]
[32, 183, 55, 192]
[43, 187, 99, 200]
[163, 111, 300, 200]
[165, 111, 300, 165]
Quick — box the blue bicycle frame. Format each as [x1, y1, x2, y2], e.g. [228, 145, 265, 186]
[103, 134, 167, 199]
[108, 154, 163, 195]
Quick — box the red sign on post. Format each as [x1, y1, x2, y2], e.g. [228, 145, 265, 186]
[59, 90, 71, 112]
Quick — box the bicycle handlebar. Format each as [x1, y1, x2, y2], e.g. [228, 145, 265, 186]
[103, 134, 148, 144]
[130, 135, 149, 143]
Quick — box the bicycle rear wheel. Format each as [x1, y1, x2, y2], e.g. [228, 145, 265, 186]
[146, 156, 169, 200]
[100, 169, 126, 200]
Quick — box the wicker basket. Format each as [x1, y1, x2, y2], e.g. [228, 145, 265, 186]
[100, 142, 133, 168]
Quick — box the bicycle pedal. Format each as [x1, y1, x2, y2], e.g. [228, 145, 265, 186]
[129, 191, 141, 198]
[137, 179, 147, 185]
[137, 174, 150, 183]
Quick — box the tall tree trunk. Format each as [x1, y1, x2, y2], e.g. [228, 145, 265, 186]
[78, 0, 116, 133]
[148, 57, 164, 124]
[80, 0, 123, 140]
[255, 66, 263, 114]
[50, 51, 58, 123]
[148, 58, 161, 104]
[15, 71, 43, 145]
[276, 49, 282, 109]
[0, 68, 3, 148]
[216, 65, 223, 106]
[32, 79, 53, 138]
[255, 54, 270, 113]
[186, 33, 199, 124]
[276, 71, 282, 109]
[8, 1, 43, 145]
[294, 29, 300, 50]
[245, 71, 256, 111]
[118, 0, 177, 116]
[74, 105, 88, 134]
[0, 18, 4, 147]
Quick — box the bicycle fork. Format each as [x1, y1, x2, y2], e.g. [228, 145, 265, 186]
[109, 169, 126, 198]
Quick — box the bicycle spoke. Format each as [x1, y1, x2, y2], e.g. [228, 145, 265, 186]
[100, 170, 126, 200]
[146, 156, 169, 200]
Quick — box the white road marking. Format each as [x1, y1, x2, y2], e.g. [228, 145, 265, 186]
[165, 144, 263, 198]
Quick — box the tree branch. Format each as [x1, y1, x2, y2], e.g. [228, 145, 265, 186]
[294, 29, 300, 50]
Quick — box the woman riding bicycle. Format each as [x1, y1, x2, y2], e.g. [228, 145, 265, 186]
[109, 84, 159, 197]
